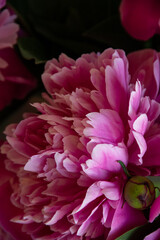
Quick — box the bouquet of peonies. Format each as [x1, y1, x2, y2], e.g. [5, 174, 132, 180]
[1, 0, 160, 239]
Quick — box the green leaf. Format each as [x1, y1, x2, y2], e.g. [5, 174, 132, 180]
[7, 0, 124, 57]
[115, 214, 160, 240]
[83, 16, 144, 53]
[115, 226, 143, 240]
[18, 37, 48, 64]
[147, 176, 160, 198]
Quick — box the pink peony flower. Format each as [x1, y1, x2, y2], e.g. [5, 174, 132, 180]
[0, 47, 37, 110]
[0, 0, 6, 9]
[0, 8, 19, 49]
[119, 0, 160, 40]
[0, 6, 19, 81]
[0, 5, 37, 110]
[1, 48, 160, 239]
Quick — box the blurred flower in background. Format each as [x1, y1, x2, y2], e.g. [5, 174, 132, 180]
[0, 1, 36, 111]
[120, 0, 160, 40]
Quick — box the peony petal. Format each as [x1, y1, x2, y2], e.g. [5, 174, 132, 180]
[149, 195, 160, 222]
[120, 0, 160, 40]
[132, 131, 147, 163]
[133, 114, 148, 135]
[73, 182, 103, 222]
[144, 228, 160, 240]
[25, 150, 55, 173]
[128, 81, 142, 119]
[89, 143, 128, 172]
[98, 181, 121, 201]
[128, 49, 160, 98]
[105, 57, 129, 116]
[0, 182, 31, 240]
[84, 109, 124, 144]
[108, 199, 147, 240]
[143, 135, 160, 167]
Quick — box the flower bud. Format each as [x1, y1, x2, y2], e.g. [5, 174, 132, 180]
[124, 176, 155, 210]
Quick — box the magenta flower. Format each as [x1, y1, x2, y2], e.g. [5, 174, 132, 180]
[0, 8, 19, 49]
[119, 0, 160, 40]
[1, 48, 160, 239]
[0, 47, 37, 110]
[0, 0, 6, 9]
[0, 4, 36, 110]
[0, 6, 19, 81]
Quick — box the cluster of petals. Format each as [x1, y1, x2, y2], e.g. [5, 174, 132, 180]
[0, 1, 36, 110]
[0, 1, 19, 78]
[120, 0, 160, 40]
[1, 48, 160, 240]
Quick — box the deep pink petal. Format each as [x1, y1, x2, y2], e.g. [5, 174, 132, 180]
[127, 49, 160, 99]
[73, 183, 103, 220]
[144, 135, 160, 167]
[108, 200, 147, 240]
[0, 181, 31, 240]
[149, 195, 160, 222]
[120, 0, 160, 40]
[105, 57, 129, 117]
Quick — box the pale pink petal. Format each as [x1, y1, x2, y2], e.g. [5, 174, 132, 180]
[132, 131, 147, 163]
[128, 81, 142, 122]
[82, 163, 111, 180]
[84, 109, 124, 144]
[101, 201, 110, 225]
[24, 150, 55, 173]
[83, 143, 128, 179]
[0, 10, 19, 48]
[133, 114, 148, 135]
[98, 181, 121, 201]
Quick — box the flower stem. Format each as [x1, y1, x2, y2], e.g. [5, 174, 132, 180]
[117, 160, 131, 178]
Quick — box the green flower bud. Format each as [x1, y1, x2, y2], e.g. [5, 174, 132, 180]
[124, 176, 155, 210]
